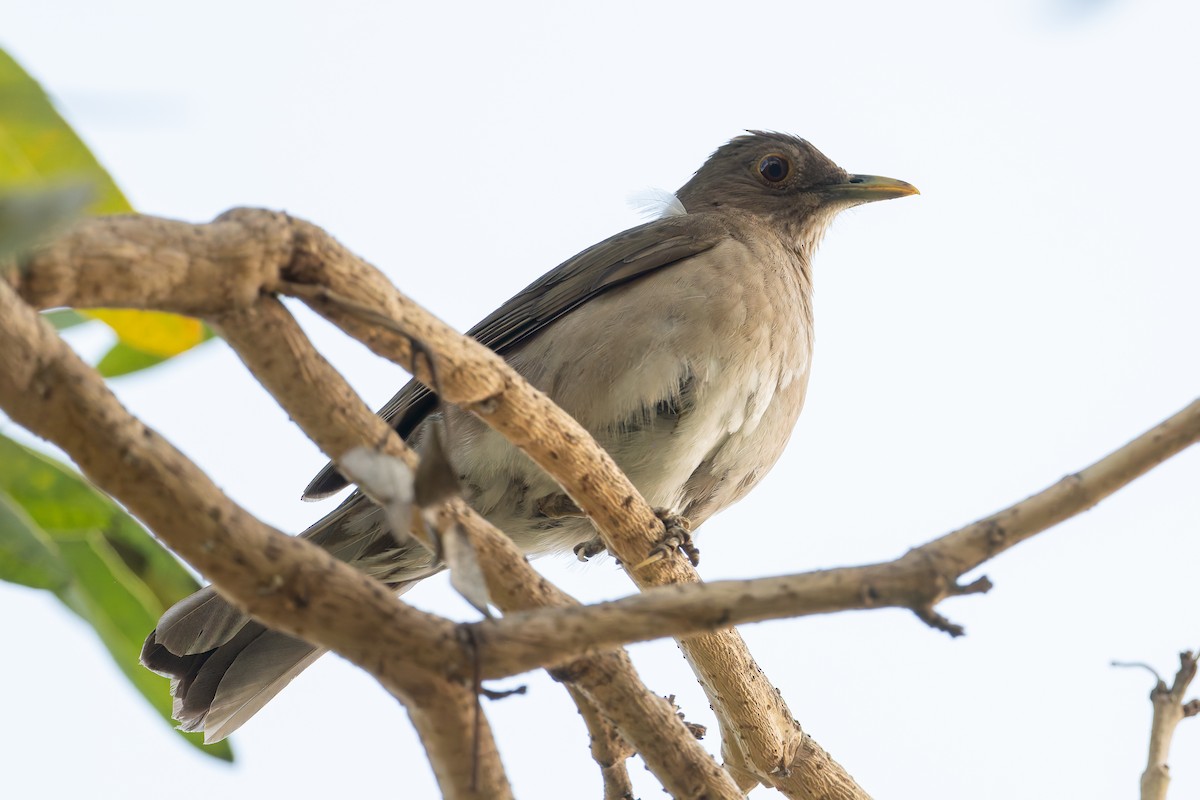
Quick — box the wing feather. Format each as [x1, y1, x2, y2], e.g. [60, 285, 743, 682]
[303, 213, 727, 499]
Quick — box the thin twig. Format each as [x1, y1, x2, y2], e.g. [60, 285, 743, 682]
[1134, 651, 1199, 800]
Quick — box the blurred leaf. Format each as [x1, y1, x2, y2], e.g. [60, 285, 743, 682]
[53, 532, 232, 762]
[95, 341, 170, 378]
[0, 436, 201, 607]
[42, 308, 90, 331]
[0, 50, 131, 214]
[90, 309, 211, 361]
[0, 434, 232, 760]
[0, 493, 70, 590]
[0, 183, 91, 259]
[0, 47, 213, 374]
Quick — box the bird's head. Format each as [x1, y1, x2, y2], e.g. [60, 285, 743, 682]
[675, 131, 917, 256]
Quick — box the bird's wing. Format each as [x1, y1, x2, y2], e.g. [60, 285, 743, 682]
[302, 212, 728, 499]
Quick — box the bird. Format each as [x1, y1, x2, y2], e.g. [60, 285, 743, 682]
[141, 131, 917, 742]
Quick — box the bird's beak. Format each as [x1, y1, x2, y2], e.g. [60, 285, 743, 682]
[820, 174, 919, 202]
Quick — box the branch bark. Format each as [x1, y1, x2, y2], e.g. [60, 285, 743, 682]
[8, 209, 1195, 799]
[17, 208, 850, 796]
[466, 396, 1200, 674]
[6, 211, 745, 800]
[567, 686, 636, 800]
[0, 279, 511, 800]
[214, 297, 743, 800]
[268, 210, 870, 798]
[1119, 651, 1200, 800]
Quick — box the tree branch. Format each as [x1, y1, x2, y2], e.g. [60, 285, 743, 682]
[213, 290, 743, 799]
[17, 207, 1193, 798]
[7, 211, 746, 800]
[1116, 650, 1200, 800]
[467, 396, 1200, 673]
[567, 685, 636, 800]
[265, 211, 870, 798]
[0, 279, 512, 800]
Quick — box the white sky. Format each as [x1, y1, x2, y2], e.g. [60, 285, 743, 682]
[3, 1, 1199, 798]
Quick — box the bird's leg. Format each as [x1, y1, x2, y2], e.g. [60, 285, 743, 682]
[635, 509, 698, 569]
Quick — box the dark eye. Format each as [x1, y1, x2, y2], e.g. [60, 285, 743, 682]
[758, 154, 791, 183]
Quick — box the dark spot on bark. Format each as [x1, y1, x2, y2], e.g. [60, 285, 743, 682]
[548, 664, 584, 683]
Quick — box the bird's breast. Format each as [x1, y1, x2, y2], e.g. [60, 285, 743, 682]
[446, 234, 814, 553]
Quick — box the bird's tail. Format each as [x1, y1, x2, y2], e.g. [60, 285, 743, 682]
[141, 491, 439, 742]
[141, 586, 326, 743]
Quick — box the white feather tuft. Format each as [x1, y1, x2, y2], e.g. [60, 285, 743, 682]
[628, 188, 687, 220]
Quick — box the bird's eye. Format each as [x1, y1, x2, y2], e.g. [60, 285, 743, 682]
[758, 154, 791, 184]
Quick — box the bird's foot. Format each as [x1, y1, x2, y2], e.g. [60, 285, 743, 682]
[573, 536, 608, 562]
[635, 510, 698, 570]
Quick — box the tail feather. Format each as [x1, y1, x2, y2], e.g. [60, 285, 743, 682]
[153, 585, 249, 655]
[142, 491, 438, 742]
[200, 629, 324, 743]
[142, 595, 322, 743]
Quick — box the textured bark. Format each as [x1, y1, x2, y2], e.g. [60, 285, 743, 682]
[5, 211, 745, 799]
[1127, 652, 1200, 800]
[468, 397, 1200, 674]
[0, 281, 508, 800]
[5, 209, 1196, 799]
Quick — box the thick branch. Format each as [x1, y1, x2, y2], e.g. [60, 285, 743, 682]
[19, 210, 1197, 798]
[270, 212, 867, 797]
[213, 299, 742, 799]
[0, 280, 511, 800]
[10, 214, 744, 800]
[18, 208, 833, 796]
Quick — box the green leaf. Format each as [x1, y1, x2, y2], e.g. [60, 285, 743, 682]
[53, 532, 233, 762]
[0, 434, 232, 760]
[0, 493, 70, 590]
[0, 49, 230, 757]
[95, 341, 170, 378]
[0, 50, 132, 214]
[0, 435, 201, 607]
[41, 308, 91, 331]
[0, 183, 92, 259]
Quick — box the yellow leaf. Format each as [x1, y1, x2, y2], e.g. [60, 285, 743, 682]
[86, 309, 207, 357]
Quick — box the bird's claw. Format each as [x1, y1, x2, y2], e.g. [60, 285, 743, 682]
[573, 536, 608, 562]
[635, 510, 698, 570]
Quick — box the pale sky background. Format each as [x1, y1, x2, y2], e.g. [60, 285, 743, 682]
[3, 2, 1199, 798]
